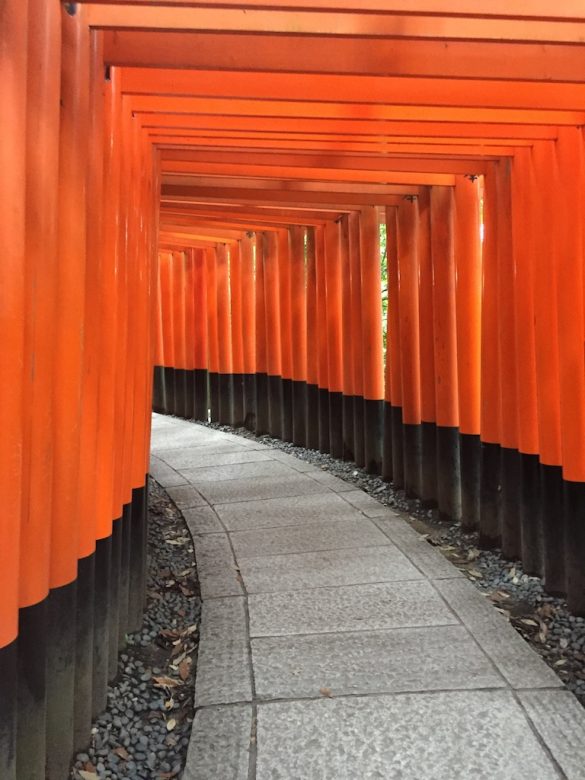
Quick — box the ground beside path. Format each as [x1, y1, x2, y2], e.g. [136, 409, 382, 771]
[150, 414, 585, 780]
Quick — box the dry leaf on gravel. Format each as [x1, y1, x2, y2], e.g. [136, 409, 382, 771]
[166, 718, 177, 731]
[319, 687, 333, 698]
[153, 675, 180, 688]
[179, 657, 192, 680]
[79, 772, 98, 780]
[113, 747, 130, 760]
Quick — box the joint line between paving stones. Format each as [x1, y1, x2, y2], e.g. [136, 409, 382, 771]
[511, 689, 568, 779]
[203, 575, 430, 597]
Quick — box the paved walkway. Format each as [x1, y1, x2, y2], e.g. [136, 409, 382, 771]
[150, 414, 585, 780]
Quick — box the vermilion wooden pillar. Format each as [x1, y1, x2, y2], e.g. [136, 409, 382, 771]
[193, 248, 209, 421]
[279, 229, 294, 441]
[349, 212, 366, 467]
[159, 252, 175, 414]
[290, 226, 308, 447]
[385, 207, 403, 486]
[47, 7, 90, 777]
[255, 234, 269, 434]
[183, 250, 196, 419]
[240, 234, 257, 430]
[511, 149, 541, 576]
[454, 175, 482, 528]
[0, 0, 27, 776]
[360, 206, 384, 474]
[532, 142, 565, 595]
[325, 219, 344, 458]
[207, 248, 220, 421]
[153, 258, 166, 412]
[479, 169, 502, 546]
[264, 231, 283, 438]
[397, 198, 422, 497]
[305, 228, 320, 450]
[430, 186, 461, 521]
[556, 127, 585, 614]
[315, 225, 330, 453]
[496, 160, 522, 560]
[172, 251, 187, 417]
[417, 188, 437, 506]
[340, 215, 355, 461]
[230, 241, 246, 426]
[217, 243, 234, 425]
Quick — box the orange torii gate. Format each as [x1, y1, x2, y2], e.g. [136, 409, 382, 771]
[3, 2, 585, 778]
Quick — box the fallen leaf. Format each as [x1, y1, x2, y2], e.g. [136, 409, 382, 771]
[153, 675, 180, 688]
[560, 637, 569, 649]
[467, 569, 483, 579]
[467, 548, 480, 561]
[167, 718, 177, 731]
[179, 657, 192, 681]
[520, 618, 539, 628]
[319, 687, 333, 698]
[79, 772, 98, 780]
[164, 697, 174, 710]
[114, 746, 130, 760]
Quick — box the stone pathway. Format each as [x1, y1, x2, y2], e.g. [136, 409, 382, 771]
[150, 414, 585, 780]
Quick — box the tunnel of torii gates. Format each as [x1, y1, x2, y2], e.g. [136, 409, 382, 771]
[3, 0, 585, 777]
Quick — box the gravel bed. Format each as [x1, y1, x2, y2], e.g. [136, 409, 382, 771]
[202, 418, 585, 707]
[71, 479, 201, 780]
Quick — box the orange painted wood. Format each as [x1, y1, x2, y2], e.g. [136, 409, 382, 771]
[385, 207, 400, 405]
[349, 212, 365, 401]
[216, 243, 233, 375]
[359, 207, 384, 401]
[315, 226, 329, 392]
[193, 249, 208, 371]
[230, 241, 245, 375]
[324, 220, 344, 394]
[289, 226, 308, 384]
[263, 231, 282, 378]
[305, 229, 319, 388]
[340, 216, 354, 398]
[417, 189, 436, 424]
[454, 175, 482, 436]
[255, 235, 268, 376]
[278, 230, 293, 381]
[241, 235, 256, 375]
[206, 248, 220, 375]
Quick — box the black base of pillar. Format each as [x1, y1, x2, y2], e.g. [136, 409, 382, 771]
[17, 600, 46, 779]
[292, 380, 307, 448]
[209, 372, 220, 422]
[74, 553, 95, 751]
[243, 373, 257, 431]
[382, 402, 393, 482]
[108, 517, 122, 679]
[479, 441, 501, 548]
[342, 393, 355, 462]
[194, 368, 209, 421]
[459, 433, 480, 529]
[436, 425, 461, 521]
[92, 535, 111, 717]
[128, 484, 147, 632]
[152, 365, 166, 413]
[520, 453, 542, 576]
[184, 370, 195, 419]
[46, 580, 76, 780]
[540, 463, 566, 596]
[218, 373, 234, 426]
[174, 369, 187, 418]
[163, 367, 176, 415]
[364, 399, 383, 475]
[232, 373, 245, 427]
[306, 383, 320, 450]
[564, 480, 585, 615]
[328, 391, 343, 459]
[403, 423, 423, 499]
[281, 377, 293, 442]
[420, 422, 438, 508]
[118, 503, 132, 647]
[318, 388, 330, 454]
[268, 375, 283, 439]
[391, 405, 404, 489]
[353, 395, 365, 468]
[255, 372, 269, 435]
[500, 447, 522, 560]
[0, 640, 17, 780]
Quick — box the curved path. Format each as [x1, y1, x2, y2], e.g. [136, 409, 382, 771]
[150, 414, 585, 780]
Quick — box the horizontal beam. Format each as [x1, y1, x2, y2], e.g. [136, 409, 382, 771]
[161, 185, 424, 206]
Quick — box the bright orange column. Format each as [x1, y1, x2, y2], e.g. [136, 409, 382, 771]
[289, 225, 308, 447]
[230, 240, 246, 425]
[315, 225, 330, 452]
[207, 247, 220, 421]
[340, 215, 355, 460]
[184, 249, 196, 418]
[305, 227, 320, 450]
[325, 219, 344, 458]
[216, 243, 233, 424]
[383, 207, 401, 484]
[397, 198, 422, 497]
[264, 231, 283, 438]
[430, 185, 461, 520]
[255, 234, 269, 434]
[279, 229, 294, 441]
[193, 248, 209, 420]
[454, 175, 482, 528]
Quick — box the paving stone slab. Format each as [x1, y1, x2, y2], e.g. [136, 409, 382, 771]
[255, 690, 559, 780]
[373, 515, 463, 579]
[151, 427, 233, 450]
[166, 484, 208, 509]
[264, 449, 319, 472]
[248, 580, 458, 636]
[183, 506, 225, 535]
[176, 449, 273, 471]
[155, 441, 263, 468]
[239, 545, 424, 593]
[518, 689, 585, 779]
[306, 470, 354, 492]
[195, 598, 252, 707]
[195, 473, 327, 505]
[341, 489, 396, 516]
[251, 624, 504, 700]
[183, 704, 252, 780]
[230, 517, 389, 559]
[215, 491, 363, 532]
[435, 578, 563, 689]
[193, 533, 243, 598]
[181, 459, 293, 484]
[148, 456, 188, 488]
